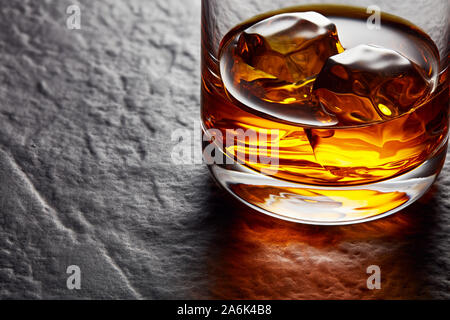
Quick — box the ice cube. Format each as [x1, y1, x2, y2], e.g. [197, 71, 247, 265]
[219, 11, 343, 126]
[313, 44, 431, 125]
[237, 11, 344, 82]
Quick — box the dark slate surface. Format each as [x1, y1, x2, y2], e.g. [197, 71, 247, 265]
[0, 0, 448, 299]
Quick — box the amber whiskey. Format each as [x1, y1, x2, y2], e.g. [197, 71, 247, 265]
[201, 5, 448, 222]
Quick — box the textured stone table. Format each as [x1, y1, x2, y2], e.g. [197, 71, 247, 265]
[0, 0, 448, 299]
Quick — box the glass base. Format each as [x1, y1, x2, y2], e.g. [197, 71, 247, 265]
[207, 141, 447, 225]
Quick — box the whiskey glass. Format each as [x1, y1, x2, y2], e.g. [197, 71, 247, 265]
[201, 0, 449, 225]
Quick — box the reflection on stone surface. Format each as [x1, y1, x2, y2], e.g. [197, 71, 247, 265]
[205, 184, 443, 299]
